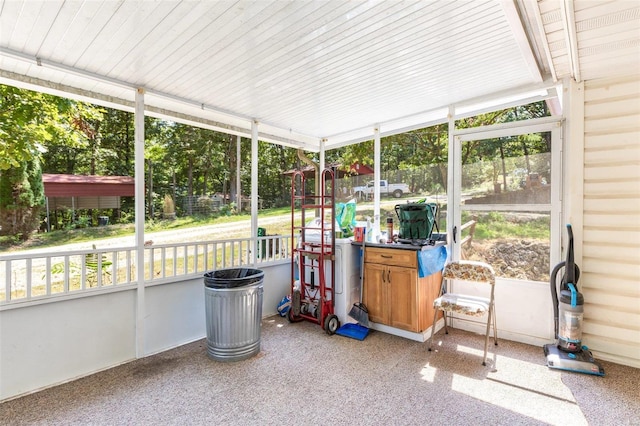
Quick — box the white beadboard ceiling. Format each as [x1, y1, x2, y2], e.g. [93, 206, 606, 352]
[1, 0, 639, 150]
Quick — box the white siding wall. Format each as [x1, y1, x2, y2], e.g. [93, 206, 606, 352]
[0, 290, 137, 400]
[582, 74, 640, 367]
[0, 262, 290, 402]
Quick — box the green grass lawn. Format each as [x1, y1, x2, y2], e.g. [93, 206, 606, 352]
[0, 209, 274, 253]
[1, 200, 549, 253]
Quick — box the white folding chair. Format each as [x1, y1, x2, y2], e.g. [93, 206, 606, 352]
[428, 260, 498, 365]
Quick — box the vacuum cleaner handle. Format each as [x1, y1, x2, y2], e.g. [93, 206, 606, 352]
[565, 224, 575, 285]
[561, 224, 581, 288]
[550, 261, 565, 339]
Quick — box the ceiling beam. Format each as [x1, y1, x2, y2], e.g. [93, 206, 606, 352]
[0, 47, 320, 147]
[560, 0, 581, 82]
[0, 70, 135, 112]
[0, 68, 318, 150]
[501, 0, 543, 83]
[528, 0, 559, 82]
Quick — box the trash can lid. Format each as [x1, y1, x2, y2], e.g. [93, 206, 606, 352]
[204, 268, 264, 288]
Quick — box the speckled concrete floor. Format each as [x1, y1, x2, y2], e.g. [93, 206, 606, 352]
[2, 316, 638, 425]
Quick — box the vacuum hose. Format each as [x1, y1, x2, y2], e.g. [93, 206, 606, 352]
[550, 261, 565, 340]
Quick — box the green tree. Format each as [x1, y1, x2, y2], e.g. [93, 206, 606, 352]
[0, 85, 79, 170]
[0, 156, 45, 239]
[0, 85, 85, 238]
[43, 106, 130, 176]
[100, 110, 136, 176]
[258, 142, 299, 208]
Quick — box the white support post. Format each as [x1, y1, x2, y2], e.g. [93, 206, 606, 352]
[373, 126, 381, 230]
[447, 105, 458, 261]
[564, 77, 584, 266]
[251, 120, 259, 265]
[236, 134, 242, 212]
[134, 88, 146, 358]
[319, 139, 326, 207]
[319, 139, 326, 171]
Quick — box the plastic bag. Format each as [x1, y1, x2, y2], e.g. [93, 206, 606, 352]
[417, 245, 448, 278]
[335, 199, 357, 237]
[277, 295, 291, 317]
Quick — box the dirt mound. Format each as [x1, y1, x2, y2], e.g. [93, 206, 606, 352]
[465, 238, 550, 282]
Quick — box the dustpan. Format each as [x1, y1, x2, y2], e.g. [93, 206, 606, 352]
[336, 323, 370, 341]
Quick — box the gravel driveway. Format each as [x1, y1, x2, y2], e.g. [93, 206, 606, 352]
[11, 214, 292, 256]
[12, 197, 422, 255]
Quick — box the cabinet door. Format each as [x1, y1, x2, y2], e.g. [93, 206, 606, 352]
[388, 265, 418, 331]
[363, 262, 387, 324]
[417, 271, 443, 331]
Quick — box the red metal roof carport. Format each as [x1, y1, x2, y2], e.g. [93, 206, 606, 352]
[42, 174, 135, 230]
[42, 174, 135, 198]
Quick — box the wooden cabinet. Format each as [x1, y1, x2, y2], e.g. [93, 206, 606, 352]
[363, 246, 442, 333]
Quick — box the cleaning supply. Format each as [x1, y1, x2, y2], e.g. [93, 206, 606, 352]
[335, 323, 370, 340]
[365, 217, 381, 243]
[365, 218, 373, 242]
[386, 217, 394, 243]
[348, 222, 370, 327]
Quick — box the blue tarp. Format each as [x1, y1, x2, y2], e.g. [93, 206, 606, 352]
[417, 245, 448, 278]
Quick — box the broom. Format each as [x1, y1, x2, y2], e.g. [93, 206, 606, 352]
[348, 230, 370, 327]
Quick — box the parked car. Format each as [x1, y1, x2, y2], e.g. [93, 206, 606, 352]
[354, 180, 410, 199]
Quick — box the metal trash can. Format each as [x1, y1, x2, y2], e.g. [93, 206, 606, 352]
[98, 216, 109, 226]
[204, 268, 264, 362]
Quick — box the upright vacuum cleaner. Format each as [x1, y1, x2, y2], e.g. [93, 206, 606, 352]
[543, 224, 605, 376]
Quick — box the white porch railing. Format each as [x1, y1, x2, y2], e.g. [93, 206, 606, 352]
[0, 235, 292, 307]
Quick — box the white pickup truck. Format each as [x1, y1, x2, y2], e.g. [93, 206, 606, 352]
[353, 180, 411, 199]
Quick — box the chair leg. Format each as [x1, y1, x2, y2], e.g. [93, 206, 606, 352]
[428, 308, 439, 351]
[492, 302, 498, 346]
[482, 305, 493, 366]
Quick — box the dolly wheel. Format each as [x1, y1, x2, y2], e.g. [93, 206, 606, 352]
[324, 314, 340, 335]
[288, 309, 302, 323]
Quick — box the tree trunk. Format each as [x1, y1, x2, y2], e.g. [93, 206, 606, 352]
[147, 159, 154, 219]
[522, 137, 531, 174]
[187, 156, 194, 215]
[172, 171, 177, 207]
[500, 144, 508, 191]
[87, 120, 101, 175]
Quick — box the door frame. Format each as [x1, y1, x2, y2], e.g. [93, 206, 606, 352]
[448, 116, 563, 272]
